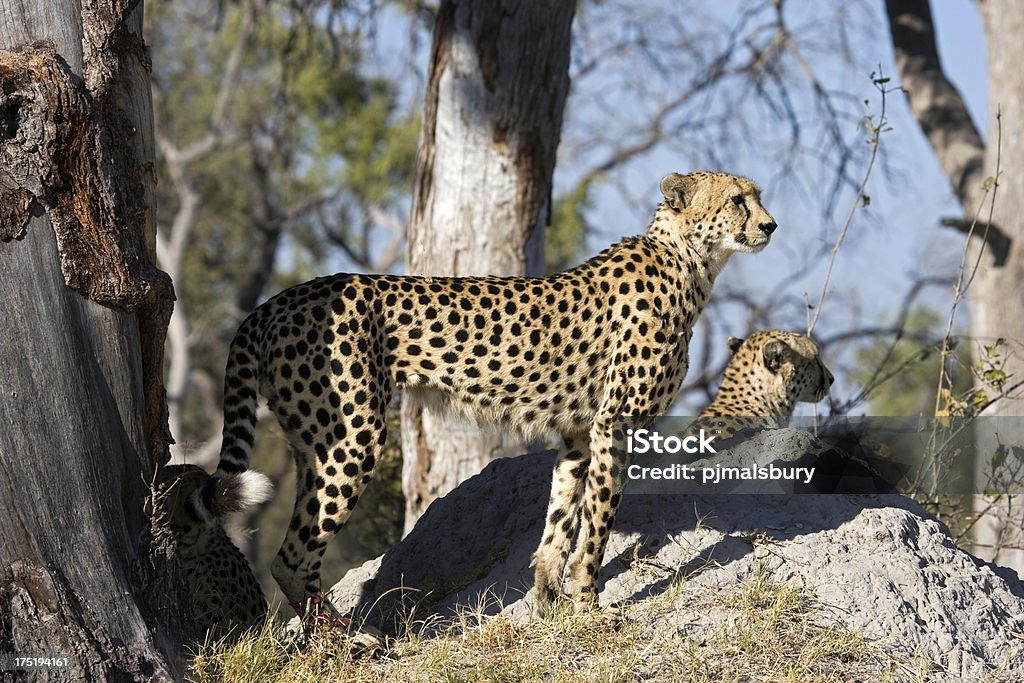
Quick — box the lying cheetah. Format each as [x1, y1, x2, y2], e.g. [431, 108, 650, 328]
[192, 171, 777, 615]
[690, 330, 834, 442]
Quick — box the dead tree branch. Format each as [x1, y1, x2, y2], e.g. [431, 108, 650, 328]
[885, 0, 986, 207]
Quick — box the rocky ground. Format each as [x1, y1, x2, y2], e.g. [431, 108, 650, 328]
[311, 429, 1024, 681]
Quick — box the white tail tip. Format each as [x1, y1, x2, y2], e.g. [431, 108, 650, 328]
[233, 470, 274, 509]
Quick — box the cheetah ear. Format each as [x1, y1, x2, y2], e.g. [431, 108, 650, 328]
[660, 173, 699, 210]
[726, 336, 745, 355]
[762, 340, 788, 374]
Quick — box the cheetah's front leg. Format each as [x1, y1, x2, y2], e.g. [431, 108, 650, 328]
[532, 433, 590, 605]
[567, 416, 632, 605]
[567, 319, 681, 606]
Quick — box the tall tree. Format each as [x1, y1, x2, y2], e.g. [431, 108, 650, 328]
[885, 0, 1024, 574]
[400, 0, 575, 531]
[0, 1, 182, 678]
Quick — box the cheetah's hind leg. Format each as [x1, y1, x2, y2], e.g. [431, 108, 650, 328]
[265, 357, 390, 624]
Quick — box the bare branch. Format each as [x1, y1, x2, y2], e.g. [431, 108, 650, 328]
[573, 14, 786, 186]
[165, 6, 255, 166]
[930, 111, 1003, 424]
[939, 217, 1011, 267]
[806, 74, 893, 335]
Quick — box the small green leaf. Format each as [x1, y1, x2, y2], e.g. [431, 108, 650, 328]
[983, 368, 1007, 388]
[970, 389, 989, 410]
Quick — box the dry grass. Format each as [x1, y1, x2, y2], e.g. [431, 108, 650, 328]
[188, 574, 924, 683]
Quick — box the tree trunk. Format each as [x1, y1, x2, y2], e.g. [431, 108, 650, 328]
[400, 0, 574, 532]
[0, 1, 183, 680]
[969, 0, 1024, 574]
[886, 0, 1024, 576]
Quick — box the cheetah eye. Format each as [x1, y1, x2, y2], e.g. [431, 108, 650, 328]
[731, 194, 746, 207]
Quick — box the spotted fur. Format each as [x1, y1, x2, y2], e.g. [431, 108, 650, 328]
[158, 465, 267, 636]
[689, 330, 834, 442]
[195, 170, 777, 614]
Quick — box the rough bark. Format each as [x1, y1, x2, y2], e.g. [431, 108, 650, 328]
[0, 1, 183, 680]
[400, 0, 574, 532]
[886, 0, 1024, 575]
[970, 0, 1024, 574]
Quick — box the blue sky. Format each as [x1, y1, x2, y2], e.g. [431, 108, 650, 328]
[934, 0, 986, 129]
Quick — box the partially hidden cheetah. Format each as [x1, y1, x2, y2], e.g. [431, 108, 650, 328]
[158, 464, 269, 637]
[689, 330, 834, 442]
[190, 170, 778, 616]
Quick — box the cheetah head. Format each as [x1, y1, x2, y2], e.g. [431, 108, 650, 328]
[156, 464, 210, 545]
[726, 331, 834, 410]
[655, 171, 776, 260]
[156, 464, 244, 552]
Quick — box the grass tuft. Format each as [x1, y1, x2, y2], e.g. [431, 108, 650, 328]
[188, 574, 916, 682]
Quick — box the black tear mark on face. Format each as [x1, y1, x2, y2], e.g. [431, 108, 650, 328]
[762, 341, 788, 374]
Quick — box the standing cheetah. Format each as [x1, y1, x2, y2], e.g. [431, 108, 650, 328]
[192, 171, 777, 616]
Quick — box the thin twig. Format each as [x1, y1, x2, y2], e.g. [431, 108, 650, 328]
[930, 109, 1003, 423]
[806, 71, 895, 336]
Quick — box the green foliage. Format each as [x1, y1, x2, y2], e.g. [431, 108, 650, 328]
[938, 336, 1011, 418]
[148, 0, 418, 432]
[850, 308, 970, 416]
[148, 1, 413, 575]
[977, 337, 1008, 392]
[151, 1, 418, 306]
[546, 178, 594, 274]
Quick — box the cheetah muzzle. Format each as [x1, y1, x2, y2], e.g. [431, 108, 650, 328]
[190, 170, 778, 618]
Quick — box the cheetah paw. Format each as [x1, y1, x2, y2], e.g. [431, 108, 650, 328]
[597, 601, 624, 629]
[298, 593, 388, 658]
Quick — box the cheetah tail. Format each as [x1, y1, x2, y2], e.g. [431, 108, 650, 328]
[191, 317, 274, 523]
[191, 470, 274, 523]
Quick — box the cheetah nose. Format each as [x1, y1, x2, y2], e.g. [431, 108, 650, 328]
[826, 372, 835, 386]
[759, 221, 777, 236]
